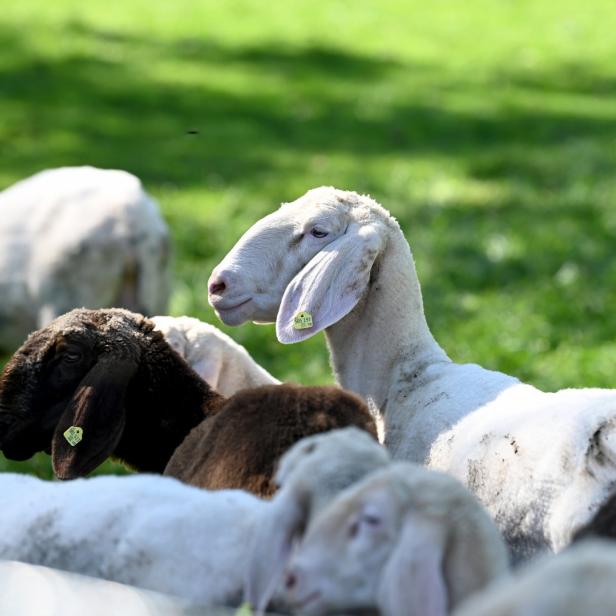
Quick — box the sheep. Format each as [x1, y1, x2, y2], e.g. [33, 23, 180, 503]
[207, 186, 616, 562]
[0, 472, 266, 605]
[0, 560, 199, 616]
[0, 308, 377, 497]
[452, 539, 616, 616]
[151, 315, 279, 396]
[165, 383, 377, 496]
[244, 426, 391, 613]
[0, 166, 170, 351]
[283, 462, 508, 616]
[0, 427, 389, 608]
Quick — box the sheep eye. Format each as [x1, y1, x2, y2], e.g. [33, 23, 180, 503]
[311, 228, 328, 239]
[361, 513, 381, 527]
[63, 351, 82, 363]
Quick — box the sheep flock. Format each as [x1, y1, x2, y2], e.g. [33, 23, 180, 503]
[0, 168, 615, 615]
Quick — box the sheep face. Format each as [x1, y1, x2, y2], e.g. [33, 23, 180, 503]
[0, 309, 143, 476]
[208, 187, 388, 343]
[285, 483, 399, 615]
[0, 326, 97, 460]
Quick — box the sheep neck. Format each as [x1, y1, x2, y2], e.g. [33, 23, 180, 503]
[325, 226, 449, 414]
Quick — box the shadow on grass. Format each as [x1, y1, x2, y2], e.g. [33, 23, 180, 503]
[2, 21, 616, 189]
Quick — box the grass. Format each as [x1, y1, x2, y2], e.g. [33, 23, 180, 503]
[1, 0, 616, 478]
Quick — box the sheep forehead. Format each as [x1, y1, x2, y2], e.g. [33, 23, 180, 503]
[42, 309, 148, 353]
[275, 428, 387, 485]
[279, 186, 396, 228]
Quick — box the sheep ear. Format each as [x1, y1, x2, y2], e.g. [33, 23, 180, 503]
[51, 356, 138, 479]
[244, 495, 306, 614]
[377, 514, 448, 616]
[276, 223, 383, 344]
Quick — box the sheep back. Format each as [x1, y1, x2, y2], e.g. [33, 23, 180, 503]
[164, 383, 377, 497]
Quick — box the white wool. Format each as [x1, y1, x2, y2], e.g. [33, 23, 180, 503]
[0, 560, 196, 616]
[285, 462, 508, 616]
[0, 473, 264, 605]
[0, 428, 384, 609]
[0, 166, 170, 350]
[453, 540, 616, 616]
[209, 186, 616, 562]
[151, 315, 279, 395]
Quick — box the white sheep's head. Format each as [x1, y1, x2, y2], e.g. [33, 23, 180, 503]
[281, 463, 508, 616]
[208, 187, 394, 343]
[244, 427, 390, 615]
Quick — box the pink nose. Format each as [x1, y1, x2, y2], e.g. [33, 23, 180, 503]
[208, 271, 228, 296]
[208, 278, 226, 296]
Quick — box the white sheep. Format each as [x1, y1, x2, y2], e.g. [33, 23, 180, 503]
[0, 166, 170, 350]
[284, 462, 508, 616]
[208, 186, 616, 562]
[244, 426, 390, 612]
[0, 427, 388, 609]
[151, 315, 279, 395]
[452, 539, 616, 616]
[0, 560, 197, 616]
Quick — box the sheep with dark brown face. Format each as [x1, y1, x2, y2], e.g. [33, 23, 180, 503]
[0, 308, 377, 497]
[0, 308, 222, 478]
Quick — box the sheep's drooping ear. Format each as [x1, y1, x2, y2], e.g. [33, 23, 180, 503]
[51, 356, 138, 480]
[276, 222, 383, 343]
[377, 514, 448, 616]
[244, 495, 306, 615]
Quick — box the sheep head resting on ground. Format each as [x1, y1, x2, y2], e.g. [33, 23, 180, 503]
[283, 462, 509, 616]
[0, 308, 221, 478]
[244, 427, 391, 614]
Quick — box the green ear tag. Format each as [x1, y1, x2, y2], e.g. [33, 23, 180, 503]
[293, 311, 313, 330]
[63, 426, 83, 447]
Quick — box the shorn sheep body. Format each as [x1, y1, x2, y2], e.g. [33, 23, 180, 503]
[452, 540, 616, 616]
[0, 308, 376, 497]
[151, 315, 279, 395]
[0, 428, 388, 609]
[0, 166, 170, 350]
[208, 186, 616, 561]
[284, 462, 508, 616]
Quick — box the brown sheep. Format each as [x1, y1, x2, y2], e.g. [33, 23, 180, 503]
[166, 383, 377, 496]
[0, 308, 377, 496]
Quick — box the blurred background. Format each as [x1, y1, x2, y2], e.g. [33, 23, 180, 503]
[1, 0, 615, 477]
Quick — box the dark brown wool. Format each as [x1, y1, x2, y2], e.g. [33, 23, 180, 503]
[165, 383, 377, 497]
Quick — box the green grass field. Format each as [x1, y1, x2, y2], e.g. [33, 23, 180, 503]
[1, 0, 616, 478]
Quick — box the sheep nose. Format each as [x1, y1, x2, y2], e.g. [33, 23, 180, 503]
[208, 271, 229, 296]
[284, 570, 297, 591]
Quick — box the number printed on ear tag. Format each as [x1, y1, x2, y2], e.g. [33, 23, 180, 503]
[293, 311, 313, 330]
[63, 426, 83, 447]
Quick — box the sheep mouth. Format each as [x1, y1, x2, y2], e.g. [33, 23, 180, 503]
[290, 590, 323, 613]
[213, 298, 253, 325]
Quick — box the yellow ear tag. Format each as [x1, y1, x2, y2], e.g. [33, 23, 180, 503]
[293, 311, 313, 330]
[63, 426, 83, 447]
[234, 602, 254, 616]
